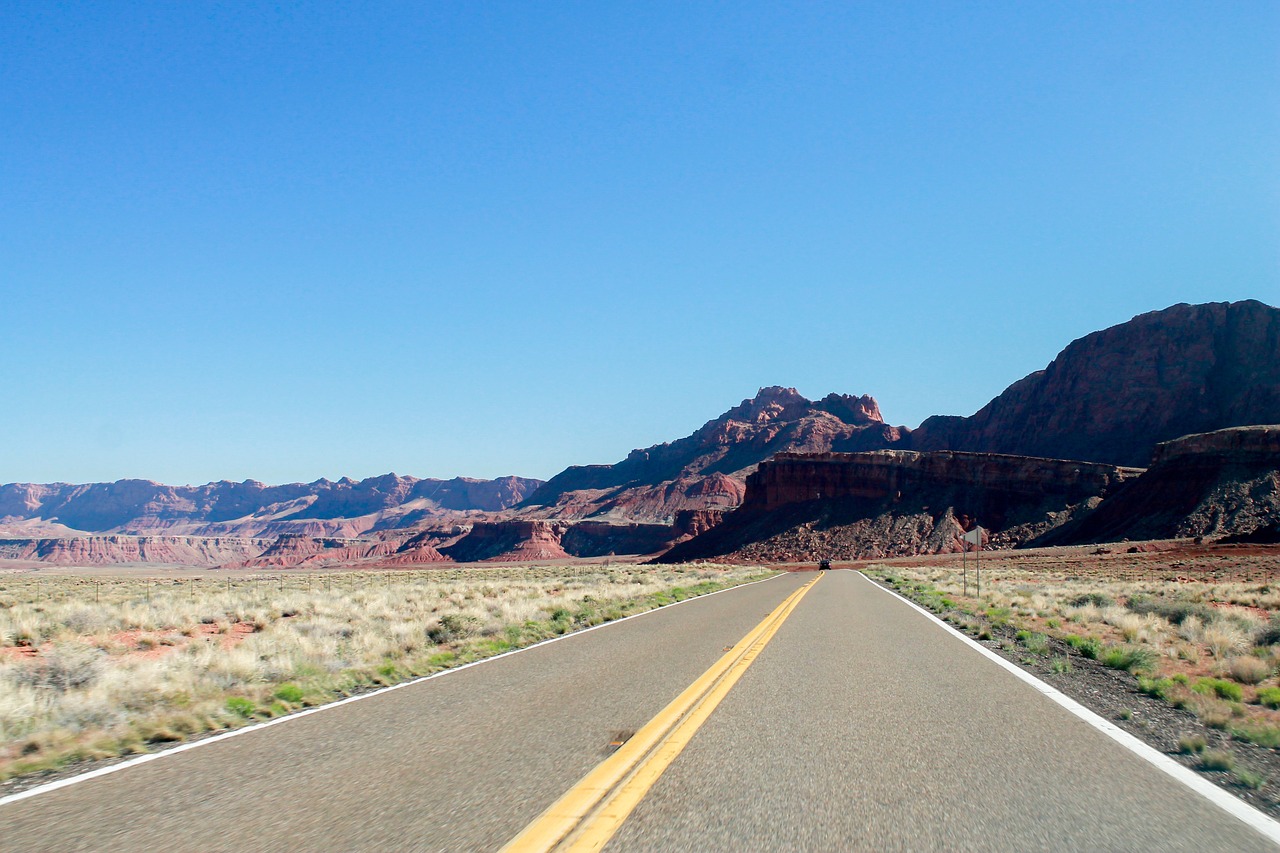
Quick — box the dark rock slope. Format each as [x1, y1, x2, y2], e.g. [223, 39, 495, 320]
[1034, 425, 1280, 546]
[910, 300, 1280, 467]
[656, 450, 1138, 563]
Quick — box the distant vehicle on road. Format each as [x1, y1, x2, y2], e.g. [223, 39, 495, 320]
[818, 559, 832, 571]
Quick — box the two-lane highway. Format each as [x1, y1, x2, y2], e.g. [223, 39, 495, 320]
[3, 570, 1277, 851]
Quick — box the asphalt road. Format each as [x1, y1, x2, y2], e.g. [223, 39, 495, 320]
[3, 570, 1278, 852]
[1, 573, 809, 852]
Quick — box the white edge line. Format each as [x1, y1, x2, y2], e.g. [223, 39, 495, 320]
[0, 570, 787, 809]
[859, 570, 1280, 847]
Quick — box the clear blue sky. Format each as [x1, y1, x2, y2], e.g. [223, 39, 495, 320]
[3, 2, 1277, 486]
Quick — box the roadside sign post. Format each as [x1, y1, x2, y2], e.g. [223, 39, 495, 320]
[962, 525, 984, 598]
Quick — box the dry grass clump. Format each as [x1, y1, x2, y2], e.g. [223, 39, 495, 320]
[1229, 656, 1273, 685]
[0, 563, 770, 782]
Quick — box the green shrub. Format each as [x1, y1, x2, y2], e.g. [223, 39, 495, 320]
[1127, 594, 1212, 626]
[225, 697, 255, 718]
[1177, 735, 1208, 755]
[1070, 592, 1115, 608]
[1099, 645, 1157, 674]
[1016, 631, 1050, 655]
[1194, 678, 1244, 702]
[1050, 657, 1072, 674]
[1200, 749, 1235, 772]
[1137, 677, 1176, 701]
[1234, 768, 1268, 790]
[273, 683, 304, 703]
[986, 606, 1012, 626]
[1064, 634, 1102, 659]
[1230, 723, 1280, 749]
[1257, 687, 1280, 709]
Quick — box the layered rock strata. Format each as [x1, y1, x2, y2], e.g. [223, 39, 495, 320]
[656, 451, 1137, 563]
[1035, 425, 1280, 545]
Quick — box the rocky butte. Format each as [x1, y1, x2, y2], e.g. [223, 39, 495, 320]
[1035, 425, 1280, 546]
[517, 386, 903, 523]
[656, 450, 1139, 563]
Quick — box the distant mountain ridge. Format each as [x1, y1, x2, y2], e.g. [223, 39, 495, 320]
[3, 299, 1278, 565]
[0, 474, 542, 537]
[518, 386, 904, 522]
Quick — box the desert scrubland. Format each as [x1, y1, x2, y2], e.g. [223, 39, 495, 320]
[0, 563, 771, 787]
[866, 544, 1280, 807]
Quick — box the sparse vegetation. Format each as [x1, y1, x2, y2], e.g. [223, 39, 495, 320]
[1201, 749, 1236, 772]
[1177, 734, 1208, 755]
[1194, 678, 1244, 702]
[1230, 656, 1272, 685]
[1099, 644, 1157, 674]
[864, 547, 1280, 793]
[1015, 630, 1050, 656]
[0, 563, 771, 783]
[1234, 768, 1268, 790]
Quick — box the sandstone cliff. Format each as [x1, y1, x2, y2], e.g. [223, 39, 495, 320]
[1034, 425, 1280, 546]
[910, 300, 1280, 467]
[0, 536, 271, 566]
[656, 450, 1137, 563]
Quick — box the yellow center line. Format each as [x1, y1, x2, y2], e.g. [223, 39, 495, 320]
[501, 572, 822, 853]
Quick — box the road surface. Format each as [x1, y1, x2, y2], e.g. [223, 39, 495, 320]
[3, 570, 1276, 851]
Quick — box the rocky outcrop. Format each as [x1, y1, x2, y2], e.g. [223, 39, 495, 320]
[560, 522, 677, 558]
[0, 474, 543, 537]
[439, 521, 572, 563]
[520, 387, 904, 522]
[428, 518, 680, 563]
[234, 535, 402, 569]
[910, 300, 1280, 467]
[1035, 425, 1280, 546]
[0, 536, 271, 566]
[656, 450, 1137, 563]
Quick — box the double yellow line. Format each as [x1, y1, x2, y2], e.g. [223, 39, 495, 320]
[501, 572, 822, 853]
